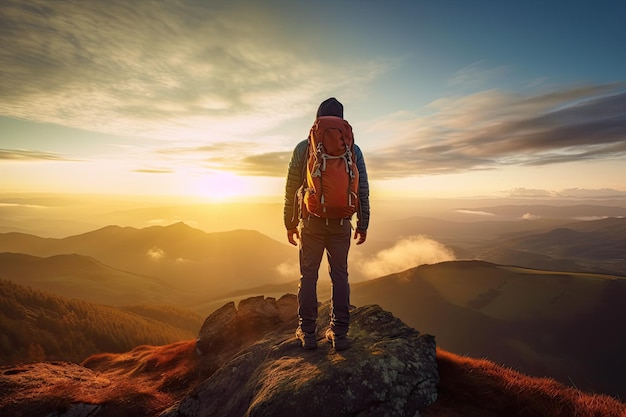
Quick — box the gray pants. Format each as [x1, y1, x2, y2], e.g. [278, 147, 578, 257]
[298, 217, 351, 336]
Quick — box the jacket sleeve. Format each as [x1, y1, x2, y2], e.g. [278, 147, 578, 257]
[354, 144, 370, 232]
[283, 140, 308, 229]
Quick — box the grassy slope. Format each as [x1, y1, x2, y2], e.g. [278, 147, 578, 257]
[350, 260, 626, 398]
[0, 279, 203, 365]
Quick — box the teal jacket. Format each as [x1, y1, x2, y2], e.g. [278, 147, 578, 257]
[283, 139, 370, 232]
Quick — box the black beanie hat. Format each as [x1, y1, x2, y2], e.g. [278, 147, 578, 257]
[316, 97, 344, 118]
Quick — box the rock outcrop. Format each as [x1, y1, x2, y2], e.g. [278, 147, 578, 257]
[0, 294, 439, 417]
[167, 294, 438, 417]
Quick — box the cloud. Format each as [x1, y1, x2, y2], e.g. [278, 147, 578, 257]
[0, 202, 47, 208]
[365, 84, 626, 179]
[146, 247, 165, 260]
[3, 1, 624, 182]
[504, 188, 560, 198]
[0, 148, 74, 161]
[360, 236, 455, 279]
[0, 0, 387, 143]
[210, 83, 626, 180]
[151, 142, 291, 176]
[232, 151, 293, 176]
[454, 209, 496, 217]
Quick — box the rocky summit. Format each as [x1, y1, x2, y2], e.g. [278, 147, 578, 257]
[0, 294, 438, 417]
[169, 294, 439, 417]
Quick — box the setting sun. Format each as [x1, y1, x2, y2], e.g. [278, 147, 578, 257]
[190, 172, 250, 200]
[185, 171, 280, 201]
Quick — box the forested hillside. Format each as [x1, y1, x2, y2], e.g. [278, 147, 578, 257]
[0, 279, 203, 365]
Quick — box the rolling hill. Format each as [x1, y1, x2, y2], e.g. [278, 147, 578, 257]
[0, 252, 193, 306]
[349, 260, 626, 398]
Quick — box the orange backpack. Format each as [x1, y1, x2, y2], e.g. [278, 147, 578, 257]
[302, 116, 359, 219]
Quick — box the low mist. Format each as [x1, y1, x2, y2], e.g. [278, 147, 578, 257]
[360, 235, 455, 279]
[276, 261, 300, 280]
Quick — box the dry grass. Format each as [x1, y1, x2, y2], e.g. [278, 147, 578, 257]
[82, 339, 200, 394]
[55, 340, 199, 416]
[0, 340, 200, 417]
[424, 349, 626, 417]
[3, 341, 625, 416]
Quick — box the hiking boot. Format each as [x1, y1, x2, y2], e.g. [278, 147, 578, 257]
[325, 328, 348, 351]
[295, 327, 317, 350]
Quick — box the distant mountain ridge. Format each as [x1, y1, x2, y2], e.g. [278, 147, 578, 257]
[0, 222, 295, 301]
[474, 217, 626, 275]
[374, 216, 626, 276]
[456, 204, 626, 218]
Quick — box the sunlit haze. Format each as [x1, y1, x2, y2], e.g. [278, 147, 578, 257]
[1, 0, 626, 202]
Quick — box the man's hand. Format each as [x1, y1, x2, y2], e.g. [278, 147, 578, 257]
[287, 227, 300, 246]
[354, 229, 367, 245]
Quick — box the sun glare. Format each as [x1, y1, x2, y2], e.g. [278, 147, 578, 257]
[188, 172, 250, 200]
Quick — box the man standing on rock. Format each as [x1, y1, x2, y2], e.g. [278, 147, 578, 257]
[283, 97, 370, 351]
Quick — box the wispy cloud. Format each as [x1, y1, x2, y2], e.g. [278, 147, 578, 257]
[3, 1, 624, 183]
[233, 152, 292, 176]
[86, 85, 626, 183]
[0, 148, 73, 161]
[213, 83, 626, 179]
[453, 210, 495, 217]
[152, 142, 291, 176]
[364, 84, 626, 179]
[447, 61, 509, 89]
[504, 188, 561, 198]
[132, 168, 174, 174]
[0, 0, 386, 143]
[505, 187, 626, 199]
[0, 202, 47, 208]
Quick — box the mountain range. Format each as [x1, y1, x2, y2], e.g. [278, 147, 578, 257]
[1, 215, 626, 400]
[0, 222, 295, 301]
[373, 215, 626, 276]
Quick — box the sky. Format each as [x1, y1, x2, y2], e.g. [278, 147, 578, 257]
[1, 0, 626, 201]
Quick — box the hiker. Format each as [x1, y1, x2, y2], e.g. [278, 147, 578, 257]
[283, 97, 370, 351]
